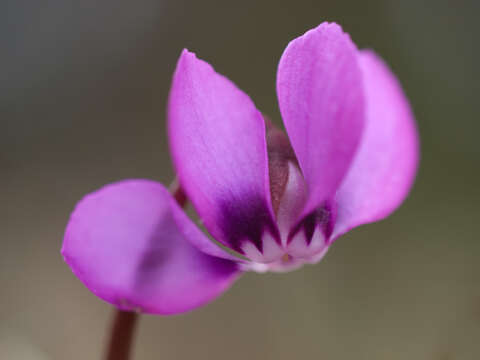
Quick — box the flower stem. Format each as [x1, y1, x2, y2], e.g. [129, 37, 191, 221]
[104, 180, 187, 360]
[105, 310, 138, 360]
[170, 178, 187, 207]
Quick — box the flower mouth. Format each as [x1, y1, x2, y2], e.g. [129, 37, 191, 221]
[244, 246, 330, 273]
[281, 253, 292, 263]
[232, 125, 335, 272]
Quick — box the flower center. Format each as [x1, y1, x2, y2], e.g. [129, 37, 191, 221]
[281, 253, 291, 263]
[240, 118, 333, 273]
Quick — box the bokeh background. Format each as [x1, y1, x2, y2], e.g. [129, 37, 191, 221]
[2, 0, 479, 359]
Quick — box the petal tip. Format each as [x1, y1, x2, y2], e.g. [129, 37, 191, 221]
[176, 48, 212, 75]
[310, 21, 344, 34]
[179, 48, 196, 62]
[289, 22, 355, 50]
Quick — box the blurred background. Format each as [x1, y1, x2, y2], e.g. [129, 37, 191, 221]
[1, 0, 479, 359]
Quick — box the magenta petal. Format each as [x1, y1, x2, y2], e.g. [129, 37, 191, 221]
[62, 180, 241, 315]
[277, 22, 365, 216]
[332, 51, 419, 240]
[168, 50, 276, 253]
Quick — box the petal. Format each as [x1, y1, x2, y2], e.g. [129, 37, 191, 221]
[168, 50, 277, 254]
[62, 180, 241, 315]
[331, 51, 419, 240]
[264, 120, 308, 242]
[265, 120, 299, 215]
[276, 22, 365, 216]
[275, 162, 308, 244]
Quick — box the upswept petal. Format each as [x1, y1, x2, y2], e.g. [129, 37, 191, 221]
[276, 22, 365, 216]
[168, 50, 277, 254]
[332, 51, 419, 240]
[62, 180, 241, 315]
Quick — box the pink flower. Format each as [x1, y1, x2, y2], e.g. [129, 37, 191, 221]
[62, 22, 419, 315]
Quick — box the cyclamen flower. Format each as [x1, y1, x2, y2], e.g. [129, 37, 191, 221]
[62, 23, 419, 315]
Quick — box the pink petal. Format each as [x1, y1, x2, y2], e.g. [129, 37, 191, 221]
[276, 22, 365, 216]
[62, 180, 241, 315]
[168, 50, 277, 254]
[332, 51, 419, 240]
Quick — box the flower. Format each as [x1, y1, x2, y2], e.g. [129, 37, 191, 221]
[62, 22, 419, 315]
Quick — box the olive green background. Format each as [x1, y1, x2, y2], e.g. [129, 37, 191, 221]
[1, 0, 479, 359]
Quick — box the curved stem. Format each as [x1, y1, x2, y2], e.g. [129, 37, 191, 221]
[103, 180, 187, 360]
